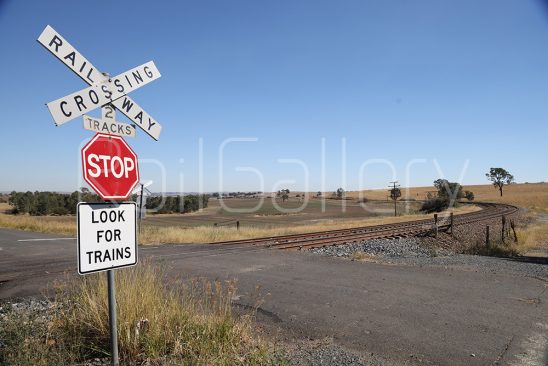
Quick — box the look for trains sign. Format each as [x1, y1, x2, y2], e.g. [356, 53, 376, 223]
[77, 202, 137, 274]
[82, 133, 139, 200]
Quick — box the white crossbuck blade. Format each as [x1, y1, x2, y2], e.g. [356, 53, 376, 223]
[48, 61, 161, 126]
[37, 25, 162, 141]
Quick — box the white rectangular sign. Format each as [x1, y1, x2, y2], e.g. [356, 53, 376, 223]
[77, 202, 137, 275]
[83, 115, 136, 138]
[47, 61, 161, 125]
[37, 25, 163, 141]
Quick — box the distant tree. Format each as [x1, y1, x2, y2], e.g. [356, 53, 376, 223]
[276, 189, 291, 201]
[485, 168, 514, 196]
[421, 198, 450, 213]
[464, 191, 475, 201]
[433, 179, 463, 201]
[336, 188, 345, 199]
[389, 187, 402, 201]
[317, 191, 322, 197]
[7, 190, 98, 216]
[421, 179, 463, 213]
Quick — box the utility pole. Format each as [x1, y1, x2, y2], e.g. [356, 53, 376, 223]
[388, 181, 400, 217]
[139, 183, 144, 234]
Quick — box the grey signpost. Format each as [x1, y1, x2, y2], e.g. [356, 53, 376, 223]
[77, 202, 138, 366]
[107, 270, 118, 365]
[38, 24, 163, 366]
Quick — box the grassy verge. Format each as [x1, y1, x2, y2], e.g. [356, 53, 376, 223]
[0, 261, 284, 365]
[465, 241, 520, 257]
[0, 211, 76, 236]
[465, 215, 548, 257]
[515, 222, 548, 254]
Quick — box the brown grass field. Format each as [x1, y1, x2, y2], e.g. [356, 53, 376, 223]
[347, 182, 548, 213]
[0, 183, 546, 252]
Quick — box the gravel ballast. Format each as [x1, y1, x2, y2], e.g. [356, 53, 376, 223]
[310, 237, 548, 281]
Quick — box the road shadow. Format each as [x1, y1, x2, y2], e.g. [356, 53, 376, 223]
[501, 256, 548, 266]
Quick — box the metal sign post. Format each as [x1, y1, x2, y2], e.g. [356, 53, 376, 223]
[77, 202, 137, 366]
[107, 270, 119, 366]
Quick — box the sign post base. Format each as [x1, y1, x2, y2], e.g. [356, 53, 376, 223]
[107, 270, 119, 366]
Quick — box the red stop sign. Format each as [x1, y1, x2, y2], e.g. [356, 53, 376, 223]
[81, 133, 139, 200]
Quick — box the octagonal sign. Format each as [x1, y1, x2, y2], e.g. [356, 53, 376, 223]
[82, 133, 139, 200]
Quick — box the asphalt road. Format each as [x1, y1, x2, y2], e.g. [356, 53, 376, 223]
[1, 228, 546, 365]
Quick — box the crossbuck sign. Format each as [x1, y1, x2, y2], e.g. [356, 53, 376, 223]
[37, 25, 162, 140]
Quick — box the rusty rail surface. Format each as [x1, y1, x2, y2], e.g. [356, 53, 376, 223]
[214, 202, 518, 251]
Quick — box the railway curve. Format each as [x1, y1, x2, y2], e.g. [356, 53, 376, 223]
[214, 202, 519, 251]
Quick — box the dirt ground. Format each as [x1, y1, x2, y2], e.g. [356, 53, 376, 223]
[142, 198, 424, 229]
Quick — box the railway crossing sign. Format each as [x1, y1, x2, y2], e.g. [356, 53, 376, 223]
[77, 202, 137, 274]
[37, 25, 162, 141]
[81, 133, 140, 200]
[37, 25, 163, 365]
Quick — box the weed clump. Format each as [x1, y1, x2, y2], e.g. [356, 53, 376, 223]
[0, 262, 284, 365]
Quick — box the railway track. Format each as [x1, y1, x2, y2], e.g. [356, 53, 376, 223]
[215, 202, 518, 251]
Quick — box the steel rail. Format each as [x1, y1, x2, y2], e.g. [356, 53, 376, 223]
[214, 202, 518, 251]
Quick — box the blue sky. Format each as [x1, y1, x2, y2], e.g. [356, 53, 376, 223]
[0, 0, 547, 193]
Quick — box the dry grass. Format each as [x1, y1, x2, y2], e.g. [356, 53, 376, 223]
[0, 261, 283, 365]
[0, 200, 477, 244]
[139, 205, 478, 244]
[515, 222, 548, 255]
[348, 183, 548, 213]
[350, 251, 377, 262]
[0, 211, 76, 236]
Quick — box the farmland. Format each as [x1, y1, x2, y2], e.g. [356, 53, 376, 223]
[348, 182, 548, 213]
[142, 197, 424, 229]
[0, 183, 546, 245]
